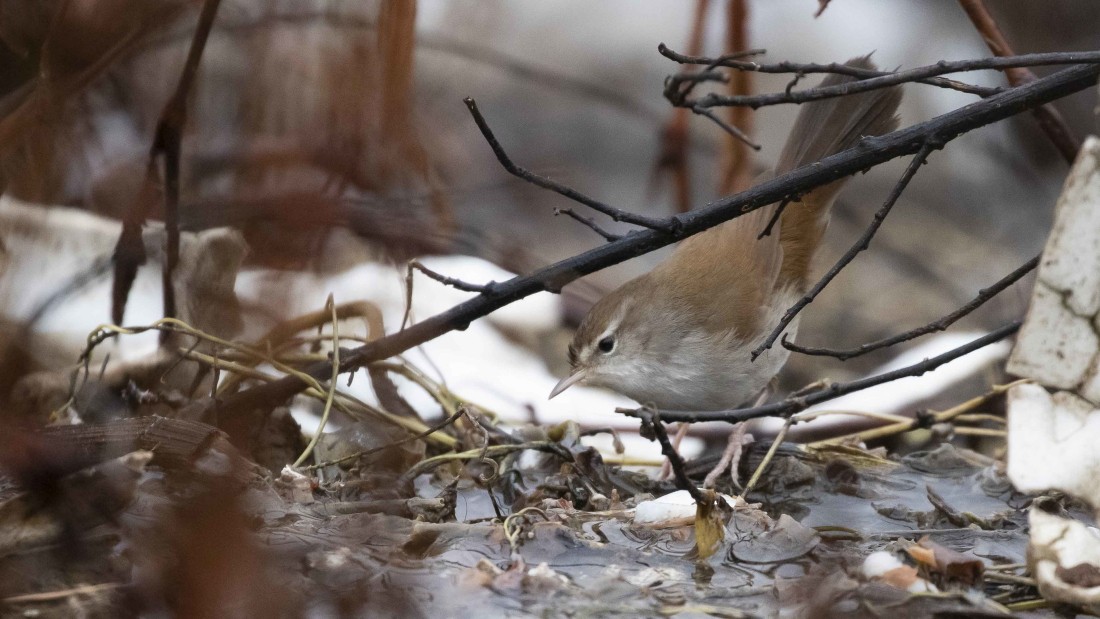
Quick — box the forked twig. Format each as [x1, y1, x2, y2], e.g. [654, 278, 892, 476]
[752, 142, 939, 360]
[783, 254, 1039, 360]
[463, 97, 675, 232]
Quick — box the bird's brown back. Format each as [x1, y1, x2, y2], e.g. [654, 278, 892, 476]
[659, 56, 902, 338]
[774, 56, 902, 290]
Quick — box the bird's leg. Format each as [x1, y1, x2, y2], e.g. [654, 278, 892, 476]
[703, 423, 750, 490]
[658, 422, 691, 480]
[701, 384, 770, 491]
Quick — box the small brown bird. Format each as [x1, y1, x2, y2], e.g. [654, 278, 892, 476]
[550, 57, 902, 411]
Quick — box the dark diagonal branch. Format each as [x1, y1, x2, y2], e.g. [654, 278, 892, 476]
[112, 0, 223, 330]
[636, 408, 701, 500]
[957, 0, 1080, 162]
[783, 254, 1039, 360]
[751, 142, 939, 360]
[204, 61, 1100, 418]
[463, 98, 674, 232]
[624, 323, 1020, 425]
[155, 0, 223, 325]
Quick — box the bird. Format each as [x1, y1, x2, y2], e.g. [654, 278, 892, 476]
[549, 57, 902, 413]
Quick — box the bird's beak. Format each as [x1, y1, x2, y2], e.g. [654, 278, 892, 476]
[549, 369, 587, 399]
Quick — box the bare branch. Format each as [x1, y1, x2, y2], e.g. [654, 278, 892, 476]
[718, 0, 757, 195]
[784, 255, 1039, 360]
[624, 323, 1020, 425]
[663, 47, 1100, 105]
[409, 260, 495, 294]
[204, 61, 1100, 417]
[635, 407, 702, 500]
[648, 0, 708, 215]
[957, 0, 1080, 162]
[751, 142, 939, 360]
[462, 98, 675, 232]
[661, 44, 996, 97]
[112, 0, 223, 331]
[690, 104, 762, 150]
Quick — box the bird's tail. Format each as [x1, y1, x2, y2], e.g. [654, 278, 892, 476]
[775, 56, 902, 289]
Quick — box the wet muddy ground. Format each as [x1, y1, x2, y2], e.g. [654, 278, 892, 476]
[0, 413, 1070, 618]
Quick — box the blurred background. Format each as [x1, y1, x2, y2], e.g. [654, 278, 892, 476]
[1, 0, 1097, 429]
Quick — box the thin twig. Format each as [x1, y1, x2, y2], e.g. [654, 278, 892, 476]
[153, 0, 223, 330]
[409, 260, 495, 293]
[957, 0, 1080, 162]
[757, 197, 792, 239]
[306, 408, 467, 470]
[718, 0, 756, 195]
[658, 422, 691, 481]
[2, 583, 123, 604]
[623, 323, 1020, 425]
[661, 44, 997, 98]
[805, 380, 1027, 447]
[398, 442, 572, 485]
[86, 315, 457, 446]
[650, 0, 709, 214]
[664, 48, 1100, 108]
[292, 295, 338, 467]
[742, 418, 792, 494]
[783, 254, 1039, 360]
[463, 97, 674, 231]
[205, 63, 1100, 417]
[554, 208, 622, 241]
[636, 407, 702, 502]
[953, 427, 1006, 437]
[690, 105, 762, 149]
[753, 142, 939, 360]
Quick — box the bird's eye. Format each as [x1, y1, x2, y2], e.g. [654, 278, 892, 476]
[597, 336, 615, 353]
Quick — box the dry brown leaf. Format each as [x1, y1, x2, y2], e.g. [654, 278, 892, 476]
[694, 489, 726, 560]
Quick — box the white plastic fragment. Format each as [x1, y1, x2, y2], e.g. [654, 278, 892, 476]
[523, 562, 570, 593]
[1007, 383, 1100, 508]
[1029, 509, 1100, 612]
[1005, 135, 1100, 609]
[632, 490, 738, 528]
[1007, 135, 1100, 405]
[623, 567, 686, 588]
[276, 466, 316, 504]
[861, 551, 937, 593]
[861, 550, 904, 579]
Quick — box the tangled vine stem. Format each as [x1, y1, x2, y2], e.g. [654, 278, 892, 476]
[204, 60, 1100, 419]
